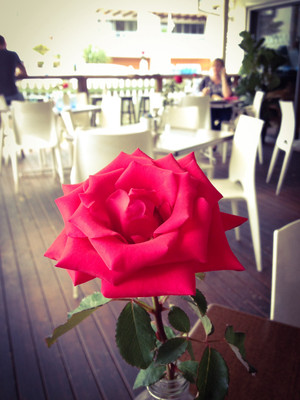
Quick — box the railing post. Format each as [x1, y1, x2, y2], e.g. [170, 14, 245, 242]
[77, 76, 88, 93]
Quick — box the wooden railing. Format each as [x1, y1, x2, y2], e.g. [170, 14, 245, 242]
[16, 73, 240, 99]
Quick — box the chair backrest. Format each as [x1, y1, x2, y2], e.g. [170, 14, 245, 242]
[0, 94, 8, 112]
[179, 95, 211, 129]
[100, 95, 122, 127]
[270, 219, 300, 328]
[165, 105, 201, 130]
[252, 91, 265, 118]
[0, 95, 10, 129]
[70, 123, 153, 183]
[276, 101, 295, 152]
[228, 115, 264, 191]
[10, 100, 59, 148]
[70, 92, 91, 128]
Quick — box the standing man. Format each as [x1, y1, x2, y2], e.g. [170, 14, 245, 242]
[0, 35, 27, 105]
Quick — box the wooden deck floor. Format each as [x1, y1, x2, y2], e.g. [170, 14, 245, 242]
[0, 137, 299, 400]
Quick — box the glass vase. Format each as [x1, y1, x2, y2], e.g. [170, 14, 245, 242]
[134, 376, 194, 400]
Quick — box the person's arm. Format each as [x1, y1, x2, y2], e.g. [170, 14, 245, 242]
[199, 76, 211, 96]
[221, 68, 232, 98]
[16, 61, 27, 78]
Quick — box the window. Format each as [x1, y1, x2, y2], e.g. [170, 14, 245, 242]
[109, 20, 137, 32]
[173, 22, 205, 34]
[250, 4, 300, 70]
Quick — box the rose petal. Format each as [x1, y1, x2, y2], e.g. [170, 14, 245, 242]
[101, 261, 197, 298]
[90, 232, 177, 275]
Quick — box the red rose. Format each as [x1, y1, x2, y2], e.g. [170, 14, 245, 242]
[62, 82, 69, 89]
[174, 75, 183, 84]
[45, 150, 245, 298]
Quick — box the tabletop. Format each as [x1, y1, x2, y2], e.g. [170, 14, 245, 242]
[189, 304, 300, 400]
[210, 99, 243, 109]
[67, 104, 102, 114]
[153, 128, 234, 157]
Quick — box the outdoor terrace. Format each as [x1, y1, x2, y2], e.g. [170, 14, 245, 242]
[0, 138, 300, 399]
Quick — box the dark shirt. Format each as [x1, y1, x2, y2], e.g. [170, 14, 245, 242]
[199, 76, 231, 98]
[0, 49, 22, 96]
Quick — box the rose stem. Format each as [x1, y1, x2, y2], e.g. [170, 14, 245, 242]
[152, 296, 176, 380]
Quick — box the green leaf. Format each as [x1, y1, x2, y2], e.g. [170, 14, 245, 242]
[116, 302, 156, 369]
[133, 362, 166, 389]
[196, 347, 229, 400]
[45, 292, 111, 347]
[196, 272, 206, 281]
[178, 360, 199, 383]
[191, 289, 208, 315]
[168, 306, 191, 333]
[67, 292, 111, 318]
[156, 337, 188, 364]
[186, 339, 195, 360]
[163, 325, 177, 340]
[183, 290, 213, 336]
[225, 326, 257, 375]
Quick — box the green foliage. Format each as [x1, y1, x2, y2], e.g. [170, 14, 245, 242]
[33, 44, 50, 56]
[46, 290, 255, 399]
[236, 31, 287, 103]
[168, 306, 191, 333]
[134, 363, 166, 389]
[45, 292, 111, 347]
[83, 44, 111, 63]
[156, 337, 188, 364]
[162, 79, 185, 106]
[196, 347, 229, 400]
[116, 302, 156, 369]
[178, 360, 199, 383]
[225, 326, 257, 374]
[183, 289, 213, 336]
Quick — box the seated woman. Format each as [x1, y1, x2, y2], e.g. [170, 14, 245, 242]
[199, 58, 232, 129]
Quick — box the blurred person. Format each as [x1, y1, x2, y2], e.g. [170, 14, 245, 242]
[0, 35, 27, 105]
[199, 58, 232, 99]
[199, 58, 233, 130]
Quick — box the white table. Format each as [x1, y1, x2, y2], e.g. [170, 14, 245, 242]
[153, 128, 234, 157]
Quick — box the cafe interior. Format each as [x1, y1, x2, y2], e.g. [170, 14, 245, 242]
[0, 0, 300, 399]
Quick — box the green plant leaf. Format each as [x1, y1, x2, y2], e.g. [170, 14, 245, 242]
[163, 325, 177, 339]
[184, 290, 213, 336]
[196, 347, 229, 400]
[133, 362, 166, 389]
[196, 272, 206, 281]
[191, 289, 208, 315]
[178, 360, 199, 383]
[67, 292, 111, 318]
[156, 337, 188, 364]
[116, 302, 156, 369]
[45, 292, 111, 347]
[225, 326, 257, 375]
[168, 306, 191, 333]
[186, 339, 195, 360]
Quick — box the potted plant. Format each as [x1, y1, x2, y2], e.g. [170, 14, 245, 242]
[235, 31, 286, 104]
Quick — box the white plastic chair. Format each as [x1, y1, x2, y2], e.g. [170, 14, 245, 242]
[179, 95, 211, 129]
[210, 115, 264, 272]
[69, 92, 96, 129]
[266, 101, 295, 195]
[70, 123, 153, 298]
[100, 95, 122, 128]
[164, 105, 202, 131]
[251, 91, 265, 164]
[0, 95, 10, 173]
[7, 100, 64, 193]
[270, 219, 300, 328]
